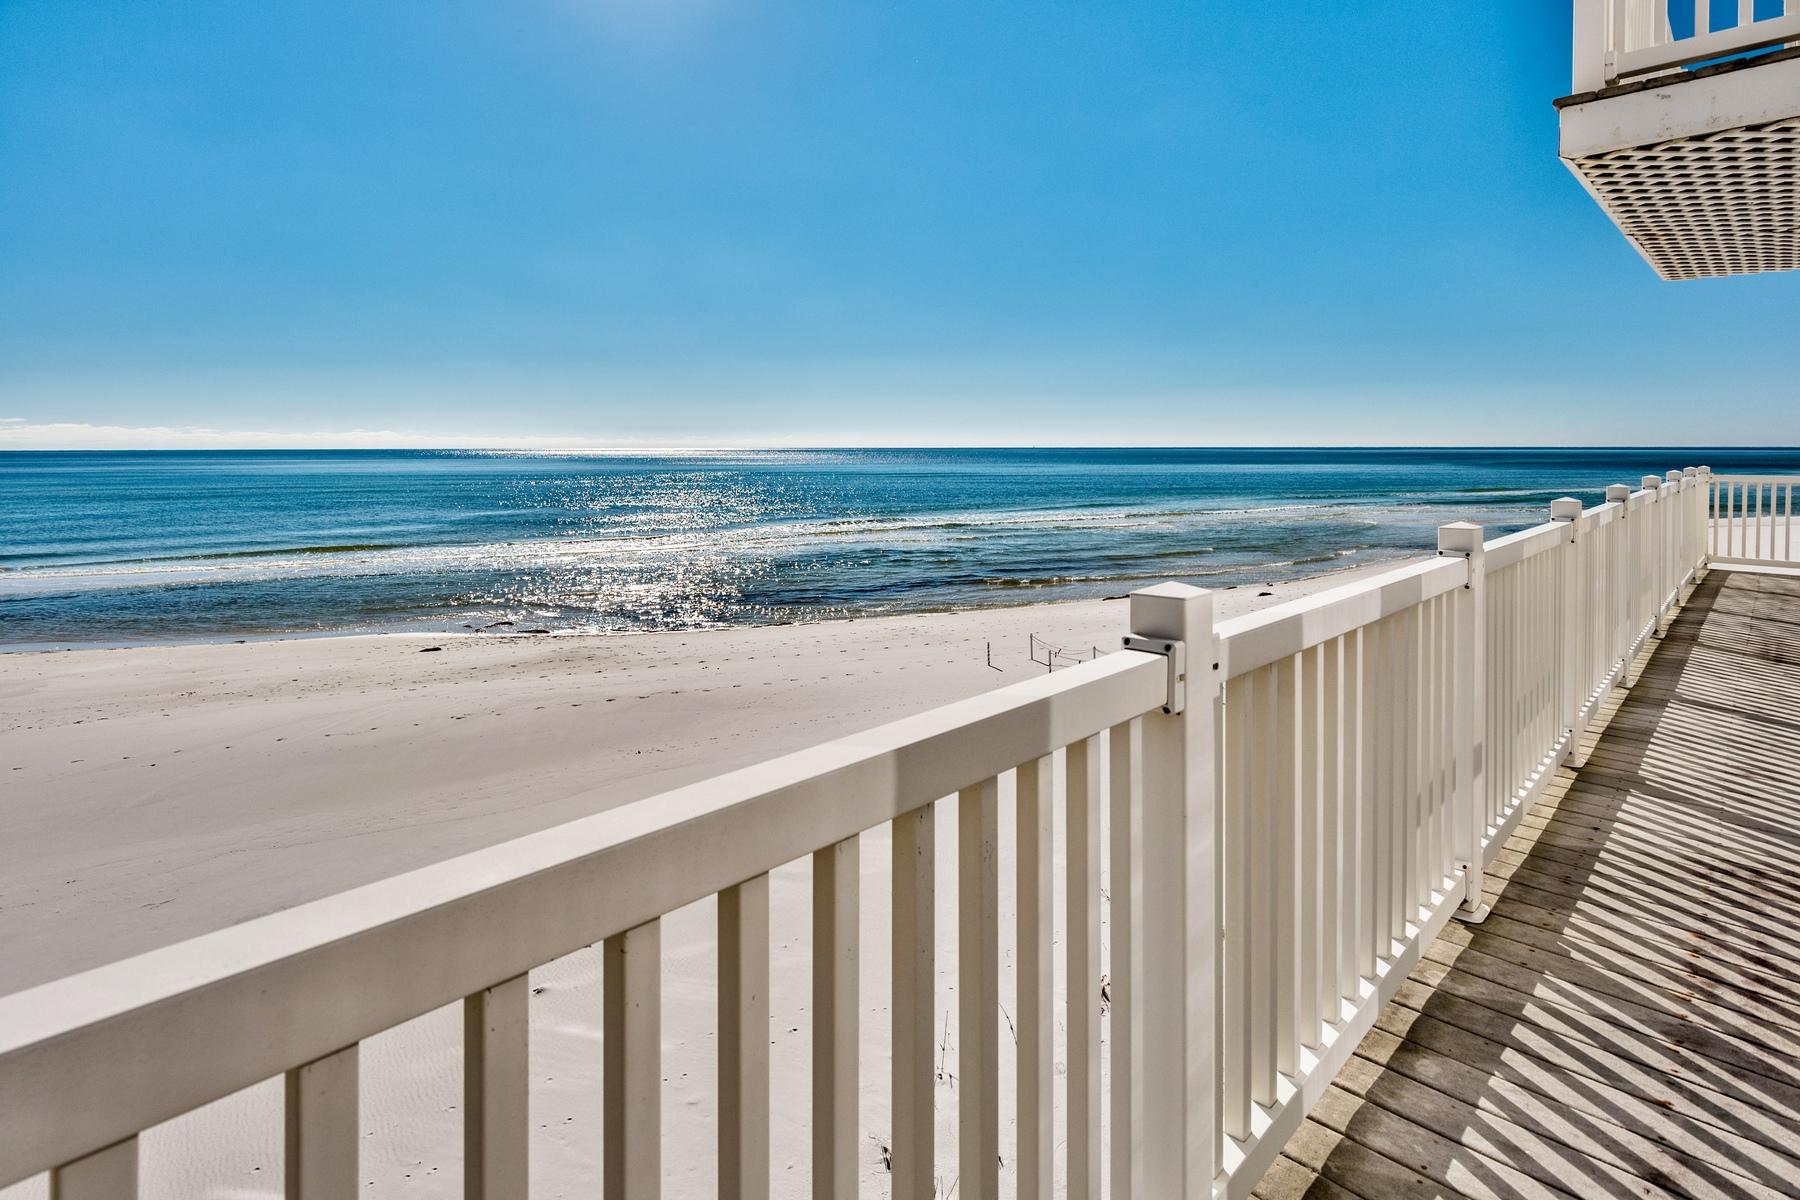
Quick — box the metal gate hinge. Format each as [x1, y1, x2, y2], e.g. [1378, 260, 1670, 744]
[1121, 635, 1187, 714]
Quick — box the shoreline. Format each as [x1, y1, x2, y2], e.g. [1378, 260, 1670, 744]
[0, 551, 1398, 655]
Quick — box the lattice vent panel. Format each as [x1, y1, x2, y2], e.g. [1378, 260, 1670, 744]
[1567, 117, 1800, 280]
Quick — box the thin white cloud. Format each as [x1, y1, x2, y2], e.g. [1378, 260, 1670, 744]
[0, 421, 627, 451]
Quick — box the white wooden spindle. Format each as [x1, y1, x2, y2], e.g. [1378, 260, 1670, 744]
[285, 1045, 358, 1200]
[1322, 638, 1344, 1017]
[1369, 619, 1394, 959]
[1754, 480, 1764, 561]
[1222, 675, 1253, 1142]
[1016, 755, 1054, 1198]
[465, 974, 529, 1200]
[1356, 624, 1378, 981]
[812, 839, 858, 1200]
[958, 779, 999, 1200]
[1554, 499, 1583, 760]
[1065, 737, 1103, 1200]
[720, 877, 770, 1200]
[891, 807, 935, 1200]
[50, 1138, 136, 1200]
[1343, 630, 1369, 997]
[1298, 645, 1322, 1052]
[1249, 665, 1277, 1107]
[1273, 652, 1298, 1080]
[1387, 610, 1408, 943]
[1108, 719, 1146, 1198]
[605, 921, 661, 1200]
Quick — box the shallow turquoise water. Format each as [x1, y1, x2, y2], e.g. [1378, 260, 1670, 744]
[1, 448, 1790, 646]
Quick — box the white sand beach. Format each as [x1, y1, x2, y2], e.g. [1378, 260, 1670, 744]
[0, 562, 1402, 1200]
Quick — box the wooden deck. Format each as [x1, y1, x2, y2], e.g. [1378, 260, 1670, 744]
[1256, 567, 1800, 1200]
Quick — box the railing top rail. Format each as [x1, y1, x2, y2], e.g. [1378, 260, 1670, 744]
[1216, 554, 1466, 680]
[1708, 473, 1800, 485]
[1612, 10, 1800, 80]
[1484, 520, 1572, 574]
[0, 646, 1168, 1188]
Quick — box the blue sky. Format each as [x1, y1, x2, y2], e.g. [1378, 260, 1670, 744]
[1, 2, 1794, 448]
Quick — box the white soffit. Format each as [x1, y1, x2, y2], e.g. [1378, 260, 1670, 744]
[1559, 55, 1800, 281]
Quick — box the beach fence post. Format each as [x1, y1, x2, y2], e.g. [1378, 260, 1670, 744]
[1438, 523, 1490, 923]
[1122, 582, 1219, 1193]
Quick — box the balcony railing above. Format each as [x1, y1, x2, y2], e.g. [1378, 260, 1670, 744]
[1576, 0, 1800, 90]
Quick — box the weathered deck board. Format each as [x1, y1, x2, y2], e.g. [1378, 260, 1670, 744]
[1263, 568, 1800, 1199]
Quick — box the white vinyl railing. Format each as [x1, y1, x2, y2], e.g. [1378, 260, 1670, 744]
[1574, 0, 1800, 89]
[0, 468, 1714, 1200]
[1709, 473, 1800, 566]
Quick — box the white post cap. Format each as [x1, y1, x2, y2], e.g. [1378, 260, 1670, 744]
[1550, 497, 1583, 521]
[1606, 484, 1632, 503]
[1641, 475, 1662, 492]
[1437, 521, 1483, 554]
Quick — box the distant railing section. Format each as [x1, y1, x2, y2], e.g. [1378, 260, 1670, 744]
[0, 468, 1714, 1200]
[1709, 473, 1800, 566]
[1574, 0, 1800, 89]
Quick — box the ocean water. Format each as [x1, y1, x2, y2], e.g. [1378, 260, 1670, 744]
[1, 447, 1791, 648]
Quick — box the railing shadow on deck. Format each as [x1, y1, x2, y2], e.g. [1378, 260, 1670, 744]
[1288, 568, 1800, 1200]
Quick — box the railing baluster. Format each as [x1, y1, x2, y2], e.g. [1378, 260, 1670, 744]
[1016, 755, 1054, 1197]
[604, 920, 662, 1200]
[1388, 609, 1408, 941]
[1298, 646, 1322, 1052]
[812, 839, 859, 1200]
[1421, 595, 1440, 892]
[958, 779, 999, 1200]
[1755, 481, 1764, 561]
[1369, 617, 1393, 959]
[285, 1044, 359, 1200]
[1778, 482, 1792, 564]
[1728, 482, 1742, 564]
[1065, 737, 1103, 1200]
[1222, 676, 1253, 1141]
[891, 807, 935, 1200]
[51, 1137, 136, 1200]
[1109, 719, 1145, 1197]
[465, 974, 529, 1200]
[1273, 653, 1299, 1080]
[1248, 665, 1277, 1106]
[720, 877, 770, 1200]
[1349, 627, 1374, 993]
[1319, 638, 1342, 1034]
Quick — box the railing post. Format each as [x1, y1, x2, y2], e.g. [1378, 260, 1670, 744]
[1643, 476, 1666, 637]
[1692, 464, 1706, 568]
[1127, 582, 1218, 1195]
[1682, 467, 1700, 591]
[1606, 484, 1635, 687]
[1551, 498, 1585, 766]
[1437, 523, 1489, 923]
[1573, 0, 1611, 90]
[1665, 471, 1685, 610]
